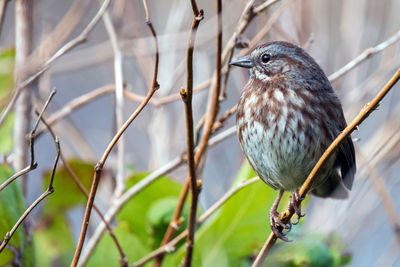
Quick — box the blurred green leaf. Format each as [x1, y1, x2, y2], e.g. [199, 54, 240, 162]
[33, 215, 75, 267]
[118, 173, 184, 249]
[0, 163, 34, 266]
[86, 221, 148, 266]
[42, 159, 94, 214]
[0, 112, 14, 155]
[0, 47, 15, 109]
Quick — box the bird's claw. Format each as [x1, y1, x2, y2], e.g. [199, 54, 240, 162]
[289, 190, 305, 225]
[269, 209, 292, 242]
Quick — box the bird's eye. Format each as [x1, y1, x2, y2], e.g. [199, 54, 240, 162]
[261, 53, 271, 64]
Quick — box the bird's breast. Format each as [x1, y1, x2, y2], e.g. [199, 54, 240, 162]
[236, 79, 332, 190]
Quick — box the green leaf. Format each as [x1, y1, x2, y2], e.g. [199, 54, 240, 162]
[86, 221, 148, 266]
[42, 159, 94, 214]
[0, 163, 34, 266]
[0, 112, 14, 155]
[117, 173, 184, 249]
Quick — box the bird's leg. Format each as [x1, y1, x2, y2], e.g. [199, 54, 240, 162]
[269, 189, 291, 242]
[289, 189, 305, 225]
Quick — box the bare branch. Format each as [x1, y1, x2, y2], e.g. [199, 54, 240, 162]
[328, 29, 400, 83]
[0, 89, 56, 192]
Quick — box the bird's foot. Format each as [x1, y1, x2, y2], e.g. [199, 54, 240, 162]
[289, 189, 305, 225]
[269, 208, 292, 242]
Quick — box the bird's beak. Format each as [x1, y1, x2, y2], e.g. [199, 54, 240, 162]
[230, 56, 254, 68]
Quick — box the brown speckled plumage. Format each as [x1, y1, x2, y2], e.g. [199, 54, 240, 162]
[233, 41, 356, 198]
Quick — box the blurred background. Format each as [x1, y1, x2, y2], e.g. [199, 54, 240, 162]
[0, 0, 400, 266]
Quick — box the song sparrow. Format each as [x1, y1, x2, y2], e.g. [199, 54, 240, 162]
[231, 41, 356, 240]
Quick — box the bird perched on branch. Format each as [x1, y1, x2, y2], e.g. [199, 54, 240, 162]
[230, 41, 356, 241]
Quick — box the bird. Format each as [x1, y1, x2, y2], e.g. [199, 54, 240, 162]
[230, 41, 356, 241]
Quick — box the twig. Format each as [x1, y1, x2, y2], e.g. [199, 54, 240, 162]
[0, 139, 60, 252]
[252, 67, 400, 266]
[328, 29, 400, 83]
[0, 89, 59, 252]
[70, 0, 160, 264]
[35, 85, 117, 137]
[211, 105, 238, 133]
[133, 177, 260, 266]
[181, 1, 204, 265]
[0, 89, 56, 192]
[0, 0, 111, 127]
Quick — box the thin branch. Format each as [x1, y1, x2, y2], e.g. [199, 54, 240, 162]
[252, 67, 400, 266]
[0, 90, 59, 252]
[0, 0, 111, 127]
[328, 29, 400, 83]
[0, 138, 60, 252]
[133, 177, 260, 266]
[35, 84, 117, 137]
[71, 1, 160, 263]
[181, 1, 204, 265]
[0, 89, 56, 192]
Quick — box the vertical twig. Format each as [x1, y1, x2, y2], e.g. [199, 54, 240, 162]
[181, 0, 204, 264]
[70, 0, 160, 264]
[13, 0, 33, 195]
[252, 67, 400, 266]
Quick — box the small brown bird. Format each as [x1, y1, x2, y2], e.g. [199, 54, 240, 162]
[231, 41, 356, 240]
